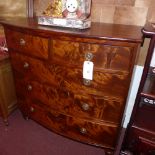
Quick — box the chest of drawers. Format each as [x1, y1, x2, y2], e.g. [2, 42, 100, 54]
[1, 18, 142, 154]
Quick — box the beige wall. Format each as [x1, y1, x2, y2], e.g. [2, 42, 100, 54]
[91, 0, 155, 26]
[0, 0, 26, 17]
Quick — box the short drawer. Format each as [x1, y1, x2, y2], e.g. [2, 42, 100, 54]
[53, 40, 134, 72]
[15, 80, 124, 124]
[10, 52, 57, 86]
[26, 102, 118, 149]
[5, 29, 49, 59]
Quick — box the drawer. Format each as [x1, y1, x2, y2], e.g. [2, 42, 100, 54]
[10, 52, 58, 86]
[53, 40, 134, 72]
[25, 102, 118, 149]
[15, 80, 124, 124]
[5, 29, 49, 59]
[48, 63, 129, 97]
[10, 52, 129, 97]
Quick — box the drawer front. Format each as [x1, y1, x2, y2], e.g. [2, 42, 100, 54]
[5, 29, 49, 59]
[48, 63, 129, 97]
[24, 101, 118, 149]
[10, 52, 129, 97]
[10, 52, 58, 86]
[15, 79, 124, 124]
[53, 40, 134, 72]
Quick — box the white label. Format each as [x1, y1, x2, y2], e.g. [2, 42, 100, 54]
[83, 61, 94, 80]
[150, 48, 155, 67]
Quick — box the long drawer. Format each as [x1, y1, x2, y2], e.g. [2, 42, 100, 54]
[15, 79, 124, 124]
[19, 99, 119, 149]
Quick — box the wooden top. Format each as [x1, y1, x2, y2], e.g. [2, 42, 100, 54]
[0, 17, 142, 43]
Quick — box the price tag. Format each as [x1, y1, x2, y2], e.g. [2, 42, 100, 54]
[83, 61, 94, 80]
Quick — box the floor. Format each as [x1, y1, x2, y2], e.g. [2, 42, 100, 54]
[0, 109, 105, 155]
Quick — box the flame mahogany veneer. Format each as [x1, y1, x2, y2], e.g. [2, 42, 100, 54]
[1, 18, 142, 154]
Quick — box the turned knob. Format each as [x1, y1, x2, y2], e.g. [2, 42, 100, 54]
[20, 38, 26, 46]
[85, 52, 93, 61]
[81, 103, 90, 111]
[80, 127, 87, 134]
[23, 62, 29, 69]
[30, 107, 34, 112]
[27, 85, 32, 91]
[83, 79, 91, 86]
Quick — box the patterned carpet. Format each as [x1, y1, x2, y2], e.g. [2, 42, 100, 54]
[0, 109, 105, 155]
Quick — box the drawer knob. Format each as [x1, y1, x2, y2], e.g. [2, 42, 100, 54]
[81, 103, 90, 111]
[85, 52, 93, 61]
[23, 62, 29, 69]
[80, 127, 87, 134]
[83, 79, 91, 86]
[30, 107, 34, 112]
[20, 38, 26, 46]
[27, 85, 32, 91]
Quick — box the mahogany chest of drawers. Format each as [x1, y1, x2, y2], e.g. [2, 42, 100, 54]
[1, 18, 142, 154]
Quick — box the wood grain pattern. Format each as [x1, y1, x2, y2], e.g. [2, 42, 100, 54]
[1, 18, 142, 154]
[14, 79, 124, 124]
[5, 29, 49, 59]
[23, 100, 119, 149]
[53, 40, 133, 72]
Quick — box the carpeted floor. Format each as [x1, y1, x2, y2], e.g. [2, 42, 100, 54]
[0, 109, 105, 155]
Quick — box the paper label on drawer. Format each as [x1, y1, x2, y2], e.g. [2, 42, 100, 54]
[83, 61, 94, 80]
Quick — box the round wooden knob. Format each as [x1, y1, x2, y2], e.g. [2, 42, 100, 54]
[85, 52, 93, 61]
[80, 127, 87, 134]
[81, 103, 90, 111]
[83, 79, 91, 86]
[30, 107, 34, 112]
[27, 85, 32, 91]
[23, 62, 29, 69]
[20, 38, 26, 46]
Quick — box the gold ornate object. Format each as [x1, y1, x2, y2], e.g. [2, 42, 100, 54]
[43, 0, 63, 18]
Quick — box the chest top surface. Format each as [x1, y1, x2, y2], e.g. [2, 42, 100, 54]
[0, 17, 142, 43]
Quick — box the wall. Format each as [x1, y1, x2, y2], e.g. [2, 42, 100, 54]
[0, 0, 26, 17]
[91, 0, 153, 26]
[0, 0, 26, 35]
